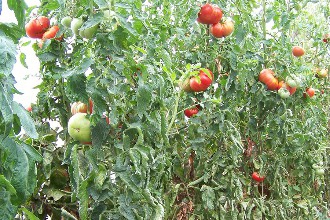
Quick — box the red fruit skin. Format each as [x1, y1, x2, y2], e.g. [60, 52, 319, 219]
[197, 4, 222, 24]
[26, 105, 32, 112]
[210, 23, 225, 38]
[190, 69, 213, 92]
[88, 98, 93, 114]
[304, 87, 315, 98]
[258, 69, 278, 91]
[292, 46, 305, 57]
[184, 107, 199, 118]
[252, 172, 265, 182]
[42, 25, 60, 40]
[25, 16, 50, 39]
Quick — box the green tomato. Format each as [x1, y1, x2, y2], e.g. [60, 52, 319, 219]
[61, 16, 72, 28]
[71, 18, 83, 35]
[286, 78, 297, 88]
[312, 163, 321, 169]
[278, 88, 290, 99]
[81, 25, 98, 39]
[315, 168, 325, 176]
[68, 113, 91, 143]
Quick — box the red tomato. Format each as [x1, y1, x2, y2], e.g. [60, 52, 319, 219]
[25, 16, 50, 39]
[26, 105, 32, 112]
[252, 172, 265, 182]
[292, 46, 305, 57]
[189, 69, 213, 92]
[184, 107, 199, 118]
[210, 20, 234, 38]
[42, 25, 60, 40]
[304, 87, 315, 98]
[88, 98, 93, 114]
[259, 69, 278, 91]
[197, 4, 222, 24]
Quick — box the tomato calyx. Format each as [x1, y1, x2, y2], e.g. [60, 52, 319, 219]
[252, 172, 265, 182]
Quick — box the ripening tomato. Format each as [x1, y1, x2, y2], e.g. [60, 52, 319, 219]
[252, 172, 265, 182]
[184, 107, 199, 118]
[42, 25, 60, 40]
[323, 33, 329, 43]
[304, 87, 315, 98]
[292, 46, 305, 57]
[179, 78, 193, 92]
[26, 105, 32, 112]
[189, 69, 213, 92]
[259, 69, 278, 90]
[317, 69, 328, 78]
[71, 102, 88, 115]
[210, 20, 234, 38]
[278, 81, 297, 95]
[197, 4, 222, 24]
[25, 16, 50, 39]
[88, 98, 93, 114]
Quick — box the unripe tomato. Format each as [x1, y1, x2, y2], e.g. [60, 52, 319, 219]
[71, 18, 83, 35]
[79, 24, 98, 39]
[286, 78, 298, 88]
[25, 16, 50, 39]
[278, 88, 290, 99]
[292, 46, 305, 57]
[61, 16, 72, 28]
[189, 69, 213, 92]
[179, 78, 193, 92]
[315, 168, 325, 176]
[278, 81, 296, 95]
[42, 25, 60, 40]
[252, 172, 265, 182]
[184, 107, 199, 118]
[317, 69, 328, 78]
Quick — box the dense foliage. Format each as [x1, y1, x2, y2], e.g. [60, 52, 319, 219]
[0, 0, 329, 219]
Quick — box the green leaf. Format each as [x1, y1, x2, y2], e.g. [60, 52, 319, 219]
[37, 52, 58, 62]
[67, 74, 89, 101]
[20, 207, 40, 220]
[78, 178, 90, 220]
[19, 53, 27, 68]
[91, 119, 111, 148]
[201, 185, 215, 210]
[7, 0, 27, 27]
[20, 143, 42, 162]
[0, 35, 17, 76]
[80, 13, 103, 29]
[0, 190, 17, 219]
[0, 23, 25, 43]
[94, 0, 109, 8]
[0, 83, 14, 136]
[63, 58, 94, 77]
[12, 101, 38, 139]
[136, 85, 152, 116]
[1, 137, 30, 205]
[0, 175, 17, 195]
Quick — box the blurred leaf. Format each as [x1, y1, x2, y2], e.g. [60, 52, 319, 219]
[12, 102, 38, 139]
[7, 0, 27, 27]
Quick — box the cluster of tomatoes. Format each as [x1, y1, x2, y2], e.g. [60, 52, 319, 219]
[61, 16, 98, 39]
[197, 3, 234, 38]
[25, 16, 61, 48]
[181, 69, 213, 118]
[259, 45, 328, 99]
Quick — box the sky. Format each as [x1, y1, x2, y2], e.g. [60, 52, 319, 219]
[0, 0, 41, 109]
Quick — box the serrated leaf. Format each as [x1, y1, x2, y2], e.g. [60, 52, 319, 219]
[78, 179, 90, 220]
[63, 58, 93, 77]
[20, 207, 40, 220]
[0, 190, 17, 220]
[7, 0, 26, 27]
[0, 83, 14, 136]
[201, 185, 215, 210]
[117, 171, 141, 193]
[19, 53, 27, 68]
[37, 52, 58, 62]
[91, 119, 110, 148]
[160, 49, 171, 69]
[67, 74, 89, 101]
[137, 85, 152, 115]
[0, 35, 17, 76]
[12, 102, 38, 139]
[1, 137, 30, 205]
[21, 143, 42, 162]
[0, 175, 17, 195]
[94, 0, 108, 8]
[0, 23, 25, 43]
[80, 13, 103, 29]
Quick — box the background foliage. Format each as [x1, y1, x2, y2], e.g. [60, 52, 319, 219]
[0, 0, 329, 219]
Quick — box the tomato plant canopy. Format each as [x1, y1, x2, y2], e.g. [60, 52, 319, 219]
[0, 0, 329, 219]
